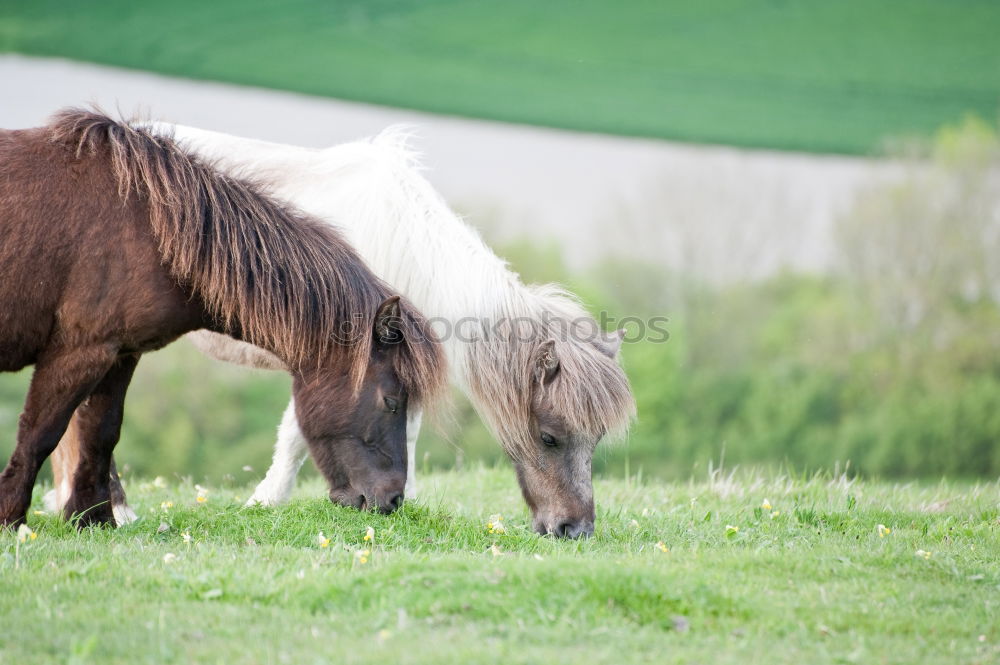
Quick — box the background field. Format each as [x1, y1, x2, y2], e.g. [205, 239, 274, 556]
[2, 119, 1000, 484]
[1, 0, 999, 154]
[2, 469, 997, 664]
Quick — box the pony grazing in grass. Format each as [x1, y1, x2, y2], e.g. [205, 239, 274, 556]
[49, 124, 635, 538]
[0, 110, 445, 528]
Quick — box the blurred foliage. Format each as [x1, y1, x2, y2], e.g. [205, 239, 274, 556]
[1, 119, 998, 483]
[2, 0, 1000, 153]
[429, 117, 1000, 480]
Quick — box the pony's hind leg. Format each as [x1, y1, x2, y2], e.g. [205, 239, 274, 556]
[63, 355, 139, 528]
[46, 416, 82, 514]
[0, 345, 118, 527]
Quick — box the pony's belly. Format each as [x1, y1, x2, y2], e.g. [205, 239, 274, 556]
[0, 310, 55, 371]
[0, 343, 37, 372]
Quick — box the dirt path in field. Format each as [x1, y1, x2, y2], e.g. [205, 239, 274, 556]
[1, 54, 902, 280]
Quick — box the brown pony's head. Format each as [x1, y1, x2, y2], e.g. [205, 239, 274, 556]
[467, 287, 636, 539]
[293, 297, 442, 513]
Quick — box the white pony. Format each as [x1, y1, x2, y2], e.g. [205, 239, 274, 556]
[48, 125, 635, 538]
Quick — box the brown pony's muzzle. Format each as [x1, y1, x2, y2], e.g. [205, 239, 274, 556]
[533, 511, 595, 539]
[371, 480, 405, 514]
[328, 489, 366, 511]
[328, 484, 404, 514]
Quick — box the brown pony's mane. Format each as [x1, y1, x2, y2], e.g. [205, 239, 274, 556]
[47, 108, 445, 407]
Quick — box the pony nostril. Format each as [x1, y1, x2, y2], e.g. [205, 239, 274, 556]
[554, 520, 593, 539]
[380, 492, 404, 514]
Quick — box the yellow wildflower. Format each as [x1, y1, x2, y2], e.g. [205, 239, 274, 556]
[32, 510, 46, 516]
[486, 514, 506, 534]
[877, 524, 891, 538]
[761, 499, 772, 511]
[316, 531, 331, 548]
[355, 549, 371, 565]
[160, 501, 173, 511]
[196, 495, 207, 504]
[655, 541, 669, 553]
[915, 549, 932, 560]
[364, 526, 375, 542]
[17, 524, 36, 543]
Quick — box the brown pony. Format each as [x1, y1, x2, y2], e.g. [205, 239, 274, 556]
[0, 109, 445, 527]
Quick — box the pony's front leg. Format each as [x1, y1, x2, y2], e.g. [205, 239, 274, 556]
[0, 345, 118, 527]
[246, 400, 309, 506]
[405, 409, 423, 499]
[63, 355, 139, 527]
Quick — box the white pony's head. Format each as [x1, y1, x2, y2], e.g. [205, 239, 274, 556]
[466, 286, 635, 538]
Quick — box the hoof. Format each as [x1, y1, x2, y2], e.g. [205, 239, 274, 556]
[42, 488, 60, 513]
[64, 498, 115, 528]
[0, 515, 26, 529]
[245, 494, 277, 507]
[112, 502, 139, 526]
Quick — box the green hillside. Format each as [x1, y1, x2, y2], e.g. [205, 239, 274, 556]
[2, 0, 999, 153]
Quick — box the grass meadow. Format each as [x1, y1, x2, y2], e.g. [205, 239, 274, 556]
[1, 468, 997, 664]
[1, 4, 999, 661]
[2, 0, 999, 153]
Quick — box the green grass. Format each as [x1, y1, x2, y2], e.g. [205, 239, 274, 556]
[2, 0, 999, 153]
[2, 468, 997, 664]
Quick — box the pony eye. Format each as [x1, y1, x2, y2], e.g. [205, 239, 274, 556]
[383, 396, 399, 413]
[540, 432, 557, 447]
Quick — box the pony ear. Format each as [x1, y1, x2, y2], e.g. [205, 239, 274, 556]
[533, 338, 560, 385]
[373, 296, 404, 347]
[594, 328, 625, 358]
